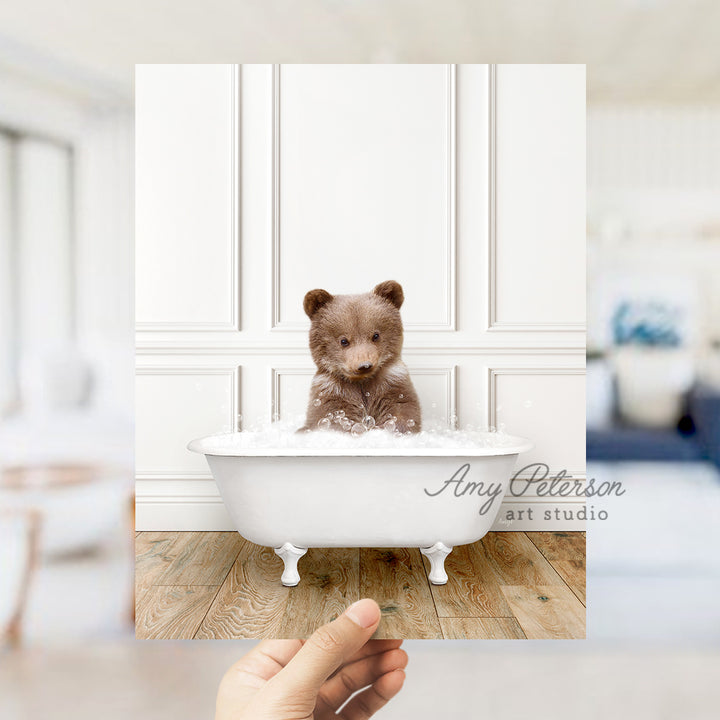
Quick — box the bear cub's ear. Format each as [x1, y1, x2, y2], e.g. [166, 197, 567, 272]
[373, 280, 404, 309]
[304, 288, 334, 318]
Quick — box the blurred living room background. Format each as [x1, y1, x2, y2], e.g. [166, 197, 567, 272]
[0, 30, 134, 645]
[1, 1, 720, 718]
[587, 102, 720, 640]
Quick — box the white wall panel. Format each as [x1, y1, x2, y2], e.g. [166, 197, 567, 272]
[136, 367, 239, 477]
[407, 366, 457, 428]
[270, 365, 457, 428]
[489, 368, 585, 475]
[491, 64, 585, 330]
[270, 367, 314, 422]
[273, 64, 455, 330]
[135, 64, 586, 531]
[135, 64, 238, 329]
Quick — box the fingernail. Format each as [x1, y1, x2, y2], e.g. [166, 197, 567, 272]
[344, 599, 380, 628]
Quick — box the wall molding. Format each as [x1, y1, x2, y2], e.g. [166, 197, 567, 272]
[135, 496, 234, 531]
[135, 341, 587, 356]
[411, 365, 458, 426]
[270, 63, 283, 330]
[270, 64, 458, 332]
[487, 323, 587, 333]
[269, 365, 313, 421]
[487, 366, 585, 477]
[135, 365, 241, 479]
[136, 493, 225, 505]
[136, 65, 240, 333]
[487, 366, 585, 425]
[486, 64, 585, 334]
[136, 483, 586, 505]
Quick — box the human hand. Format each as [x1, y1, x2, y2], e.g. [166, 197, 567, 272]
[215, 599, 407, 719]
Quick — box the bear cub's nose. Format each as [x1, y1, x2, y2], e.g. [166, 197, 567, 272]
[356, 363, 374, 374]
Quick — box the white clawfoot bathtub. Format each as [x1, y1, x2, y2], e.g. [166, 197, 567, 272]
[188, 435, 532, 586]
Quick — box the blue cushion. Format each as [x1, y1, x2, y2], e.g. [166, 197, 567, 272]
[587, 427, 704, 462]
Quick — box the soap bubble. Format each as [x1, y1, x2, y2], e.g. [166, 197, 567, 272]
[362, 415, 376, 429]
[365, 391, 371, 397]
[385, 418, 397, 432]
[336, 409, 346, 418]
[317, 417, 331, 430]
[399, 393, 404, 399]
[313, 398, 321, 407]
[407, 419, 415, 428]
[351, 422, 366, 436]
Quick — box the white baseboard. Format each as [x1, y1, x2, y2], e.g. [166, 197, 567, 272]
[136, 497, 235, 531]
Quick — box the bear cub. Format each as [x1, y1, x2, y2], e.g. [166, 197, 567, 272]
[300, 280, 422, 434]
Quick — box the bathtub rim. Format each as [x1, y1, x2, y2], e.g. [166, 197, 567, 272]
[187, 433, 534, 458]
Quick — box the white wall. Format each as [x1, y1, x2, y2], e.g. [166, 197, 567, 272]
[74, 109, 134, 413]
[588, 105, 720, 354]
[136, 64, 586, 531]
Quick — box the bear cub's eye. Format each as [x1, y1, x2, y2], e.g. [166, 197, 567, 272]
[340, 338, 350, 347]
[372, 332, 380, 342]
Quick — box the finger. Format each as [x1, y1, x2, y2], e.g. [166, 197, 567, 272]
[225, 639, 303, 686]
[268, 599, 381, 699]
[329, 638, 403, 675]
[339, 669, 406, 720]
[253, 639, 305, 671]
[318, 648, 408, 711]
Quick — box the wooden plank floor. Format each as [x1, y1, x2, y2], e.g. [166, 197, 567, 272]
[135, 531, 585, 640]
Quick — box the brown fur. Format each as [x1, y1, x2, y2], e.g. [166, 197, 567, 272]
[299, 281, 422, 434]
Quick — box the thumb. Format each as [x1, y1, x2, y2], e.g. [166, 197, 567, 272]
[269, 599, 381, 699]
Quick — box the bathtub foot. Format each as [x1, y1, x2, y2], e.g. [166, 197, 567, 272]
[421, 542, 453, 585]
[274, 542, 307, 586]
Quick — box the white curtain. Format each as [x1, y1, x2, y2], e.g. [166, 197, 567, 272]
[0, 131, 74, 416]
[0, 132, 15, 415]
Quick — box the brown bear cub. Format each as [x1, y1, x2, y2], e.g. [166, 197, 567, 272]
[299, 280, 422, 434]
